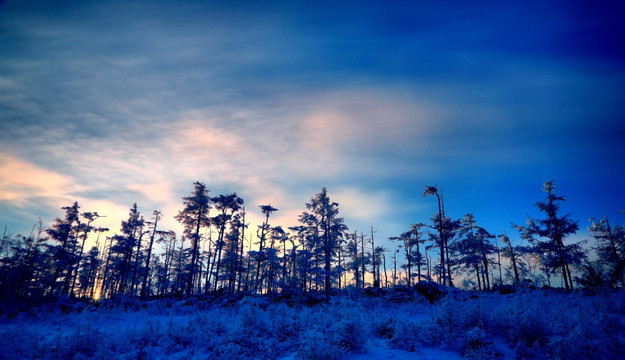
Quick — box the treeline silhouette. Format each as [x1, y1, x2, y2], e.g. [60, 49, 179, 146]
[0, 181, 623, 308]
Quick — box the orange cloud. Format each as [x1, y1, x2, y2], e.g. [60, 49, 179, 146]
[127, 181, 175, 205]
[0, 153, 70, 206]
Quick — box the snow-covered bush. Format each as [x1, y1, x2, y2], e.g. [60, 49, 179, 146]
[297, 325, 346, 360]
[0, 289, 623, 359]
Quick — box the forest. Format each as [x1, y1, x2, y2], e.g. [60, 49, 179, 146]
[0, 181, 624, 359]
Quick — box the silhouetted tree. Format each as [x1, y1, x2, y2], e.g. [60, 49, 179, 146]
[175, 181, 211, 295]
[372, 245, 385, 288]
[155, 230, 176, 295]
[390, 223, 426, 286]
[0, 221, 47, 304]
[46, 202, 81, 297]
[425, 211, 460, 286]
[514, 181, 583, 289]
[299, 187, 347, 303]
[456, 214, 495, 290]
[221, 213, 245, 292]
[254, 204, 278, 293]
[112, 204, 144, 295]
[345, 232, 361, 288]
[210, 193, 244, 292]
[499, 233, 521, 285]
[589, 216, 625, 287]
[77, 246, 100, 297]
[423, 185, 455, 286]
[141, 210, 161, 299]
[69, 212, 102, 296]
[360, 232, 368, 287]
[370, 225, 378, 287]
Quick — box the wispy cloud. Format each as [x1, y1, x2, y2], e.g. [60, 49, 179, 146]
[0, 153, 74, 206]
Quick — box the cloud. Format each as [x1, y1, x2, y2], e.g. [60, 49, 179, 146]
[297, 88, 443, 149]
[126, 181, 176, 205]
[331, 186, 393, 223]
[0, 152, 73, 206]
[163, 118, 249, 177]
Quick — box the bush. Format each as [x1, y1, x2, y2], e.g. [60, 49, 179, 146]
[414, 281, 448, 303]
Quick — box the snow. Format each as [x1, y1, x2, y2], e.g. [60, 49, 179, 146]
[353, 338, 464, 360]
[0, 289, 623, 359]
[279, 338, 466, 360]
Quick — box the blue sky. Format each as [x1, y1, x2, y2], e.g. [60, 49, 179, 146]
[1, 0, 624, 251]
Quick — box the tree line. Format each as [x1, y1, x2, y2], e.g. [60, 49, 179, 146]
[0, 181, 623, 307]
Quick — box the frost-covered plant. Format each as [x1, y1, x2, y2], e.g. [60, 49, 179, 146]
[1, 290, 623, 360]
[297, 326, 346, 360]
[330, 318, 367, 353]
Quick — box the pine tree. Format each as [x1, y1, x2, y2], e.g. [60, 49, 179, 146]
[112, 204, 144, 295]
[141, 210, 161, 299]
[423, 185, 456, 286]
[456, 214, 495, 290]
[69, 212, 102, 296]
[175, 182, 211, 295]
[499, 233, 521, 285]
[514, 181, 584, 289]
[46, 202, 81, 297]
[345, 232, 361, 288]
[254, 204, 278, 293]
[210, 193, 244, 292]
[299, 187, 347, 303]
[589, 216, 625, 287]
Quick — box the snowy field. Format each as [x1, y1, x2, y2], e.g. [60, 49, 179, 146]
[0, 289, 623, 359]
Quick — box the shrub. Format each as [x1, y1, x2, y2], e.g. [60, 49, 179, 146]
[414, 281, 448, 303]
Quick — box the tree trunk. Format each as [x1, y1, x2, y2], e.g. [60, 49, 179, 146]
[371, 225, 377, 287]
[360, 233, 366, 287]
[213, 220, 227, 292]
[141, 213, 160, 299]
[383, 252, 388, 288]
[130, 229, 145, 296]
[187, 204, 203, 296]
[475, 264, 482, 291]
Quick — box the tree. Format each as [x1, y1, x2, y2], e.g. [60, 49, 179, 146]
[254, 204, 278, 293]
[113, 203, 144, 295]
[0, 221, 47, 305]
[456, 214, 495, 290]
[423, 185, 455, 286]
[175, 181, 211, 295]
[390, 232, 412, 286]
[209, 193, 244, 292]
[46, 202, 81, 297]
[77, 246, 100, 297]
[69, 211, 102, 296]
[345, 232, 361, 288]
[589, 216, 625, 287]
[220, 212, 246, 293]
[372, 246, 386, 288]
[514, 181, 583, 289]
[141, 210, 161, 299]
[370, 225, 378, 287]
[299, 187, 347, 303]
[424, 211, 460, 286]
[499, 233, 521, 285]
[390, 223, 426, 286]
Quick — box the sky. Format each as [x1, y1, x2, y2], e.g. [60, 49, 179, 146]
[1, 0, 624, 253]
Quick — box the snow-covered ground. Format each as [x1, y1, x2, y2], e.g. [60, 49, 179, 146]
[0, 289, 623, 359]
